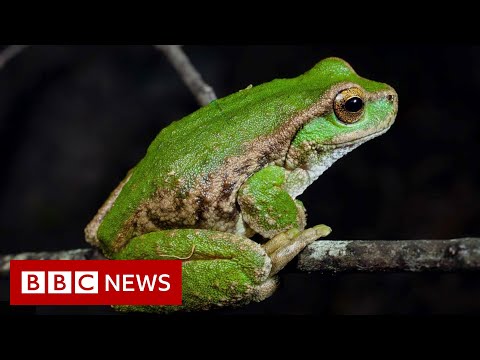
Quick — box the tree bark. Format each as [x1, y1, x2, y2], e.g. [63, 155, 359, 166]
[298, 238, 480, 272]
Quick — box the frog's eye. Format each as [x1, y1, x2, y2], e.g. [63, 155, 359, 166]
[334, 87, 365, 124]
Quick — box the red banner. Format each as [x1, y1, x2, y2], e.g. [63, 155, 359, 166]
[10, 260, 182, 305]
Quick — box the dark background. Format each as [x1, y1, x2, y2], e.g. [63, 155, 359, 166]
[1, 45, 479, 315]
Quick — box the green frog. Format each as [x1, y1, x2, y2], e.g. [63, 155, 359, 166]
[85, 57, 398, 313]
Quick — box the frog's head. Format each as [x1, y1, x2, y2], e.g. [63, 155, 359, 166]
[287, 57, 398, 173]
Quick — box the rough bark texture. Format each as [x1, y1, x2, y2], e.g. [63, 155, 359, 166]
[298, 238, 480, 272]
[0, 249, 105, 276]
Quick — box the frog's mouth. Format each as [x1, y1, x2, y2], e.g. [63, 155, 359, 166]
[321, 107, 397, 149]
[325, 125, 392, 148]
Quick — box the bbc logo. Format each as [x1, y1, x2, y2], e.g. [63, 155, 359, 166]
[22, 271, 99, 294]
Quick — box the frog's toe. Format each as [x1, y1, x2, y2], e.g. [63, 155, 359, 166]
[310, 224, 333, 238]
[253, 276, 279, 302]
[264, 224, 332, 276]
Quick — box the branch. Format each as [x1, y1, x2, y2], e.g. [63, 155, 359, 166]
[298, 238, 480, 272]
[2, 238, 480, 277]
[154, 45, 217, 106]
[0, 45, 30, 70]
[0, 249, 105, 276]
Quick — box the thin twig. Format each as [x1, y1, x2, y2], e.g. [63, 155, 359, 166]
[0, 45, 30, 70]
[298, 238, 480, 272]
[154, 45, 217, 106]
[2, 238, 480, 277]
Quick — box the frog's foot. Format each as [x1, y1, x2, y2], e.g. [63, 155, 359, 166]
[262, 224, 332, 276]
[110, 229, 279, 314]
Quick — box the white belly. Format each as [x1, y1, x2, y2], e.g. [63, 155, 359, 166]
[285, 143, 363, 199]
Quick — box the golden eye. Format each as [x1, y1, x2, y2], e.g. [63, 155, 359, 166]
[333, 87, 365, 124]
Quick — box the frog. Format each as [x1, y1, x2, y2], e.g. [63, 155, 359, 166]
[85, 57, 398, 313]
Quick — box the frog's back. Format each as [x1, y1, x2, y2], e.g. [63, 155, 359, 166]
[92, 58, 363, 250]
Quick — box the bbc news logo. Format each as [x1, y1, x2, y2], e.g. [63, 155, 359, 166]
[10, 260, 182, 305]
[20, 271, 171, 294]
[21, 271, 99, 294]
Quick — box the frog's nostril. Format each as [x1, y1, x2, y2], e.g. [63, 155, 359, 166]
[387, 94, 396, 102]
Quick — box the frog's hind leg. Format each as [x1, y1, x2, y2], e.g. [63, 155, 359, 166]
[262, 225, 332, 276]
[111, 229, 278, 313]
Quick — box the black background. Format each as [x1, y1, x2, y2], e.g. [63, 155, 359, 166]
[1, 45, 479, 315]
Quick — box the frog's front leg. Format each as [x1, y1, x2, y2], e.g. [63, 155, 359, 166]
[238, 165, 331, 275]
[238, 165, 307, 238]
[111, 229, 278, 313]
